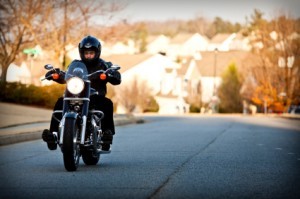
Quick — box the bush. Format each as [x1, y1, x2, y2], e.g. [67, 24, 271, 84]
[217, 63, 243, 113]
[0, 82, 65, 109]
[189, 104, 200, 113]
[143, 96, 159, 113]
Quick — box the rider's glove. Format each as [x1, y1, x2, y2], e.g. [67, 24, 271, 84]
[107, 70, 116, 78]
[45, 68, 64, 81]
[107, 69, 121, 85]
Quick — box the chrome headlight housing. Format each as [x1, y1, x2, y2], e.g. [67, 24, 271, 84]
[67, 77, 84, 95]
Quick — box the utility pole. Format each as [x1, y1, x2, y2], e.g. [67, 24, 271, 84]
[211, 48, 219, 113]
[62, 0, 67, 69]
[213, 48, 218, 95]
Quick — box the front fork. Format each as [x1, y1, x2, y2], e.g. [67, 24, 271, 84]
[55, 110, 102, 146]
[54, 103, 104, 151]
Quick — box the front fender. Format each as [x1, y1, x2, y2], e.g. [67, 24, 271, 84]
[59, 112, 78, 145]
[63, 111, 87, 145]
[64, 112, 78, 119]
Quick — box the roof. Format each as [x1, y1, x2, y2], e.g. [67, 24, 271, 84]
[147, 35, 160, 43]
[195, 51, 259, 77]
[170, 33, 194, 44]
[210, 33, 233, 43]
[178, 57, 193, 76]
[102, 54, 153, 73]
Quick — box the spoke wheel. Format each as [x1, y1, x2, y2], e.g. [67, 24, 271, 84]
[63, 118, 80, 171]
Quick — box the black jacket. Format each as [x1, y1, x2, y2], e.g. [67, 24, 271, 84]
[86, 58, 121, 96]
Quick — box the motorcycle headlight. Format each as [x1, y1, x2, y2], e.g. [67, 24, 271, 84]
[67, 77, 84, 95]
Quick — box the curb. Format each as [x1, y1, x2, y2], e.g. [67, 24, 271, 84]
[0, 131, 43, 146]
[0, 116, 144, 146]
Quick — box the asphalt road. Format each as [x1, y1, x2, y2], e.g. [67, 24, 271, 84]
[0, 115, 300, 199]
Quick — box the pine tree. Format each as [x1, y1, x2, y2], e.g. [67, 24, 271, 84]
[217, 63, 243, 113]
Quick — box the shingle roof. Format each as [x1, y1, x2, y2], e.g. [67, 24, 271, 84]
[102, 51, 258, 80]
[178, 57, 193, 76]
[170, 33, 194, 44]
[210, 33, 232, 43]
[102, 54, 153, 73]
[195, 51, 259, 77]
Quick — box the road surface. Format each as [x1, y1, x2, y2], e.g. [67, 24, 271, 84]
[0, 115, 299, 199]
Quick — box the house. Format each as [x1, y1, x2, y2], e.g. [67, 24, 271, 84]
[66, 44, 80, 60]
[104, 51, 259, 114]
[146, 34, 170, 55]
[229, 32, 251, 51]
[117, 53, 179, 94]
[167, 33, 209, 60]
[191, 51, 259, 105]
[6, 62, 31, 84]
[207, 33, 236, 51]
[5, 44, 60, 86]
[102, 53, 153, 73]
[102, 39, 137, 55]
[102, 53, 199, 114]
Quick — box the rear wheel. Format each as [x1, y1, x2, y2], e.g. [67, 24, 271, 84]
[63, 118, 80, 171]
[82, 127, 100, 165]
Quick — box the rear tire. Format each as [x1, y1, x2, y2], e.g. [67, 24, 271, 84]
[82, 127, 100, 165]
[63, 118, 80, 171]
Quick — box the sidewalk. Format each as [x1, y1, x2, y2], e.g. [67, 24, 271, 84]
[0, 102, 142, 146]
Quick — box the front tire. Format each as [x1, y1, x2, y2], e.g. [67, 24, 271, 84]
[82, 150, 100, 165]
[63, 117, 80, 171]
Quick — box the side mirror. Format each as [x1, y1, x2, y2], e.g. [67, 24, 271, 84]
[111, 65, 121, 71]
[44, 64, 54, 70]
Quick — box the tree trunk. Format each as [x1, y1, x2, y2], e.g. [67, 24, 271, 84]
[0, 64, 8, 82]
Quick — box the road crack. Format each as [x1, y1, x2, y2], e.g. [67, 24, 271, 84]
[148, 123, 233, 199]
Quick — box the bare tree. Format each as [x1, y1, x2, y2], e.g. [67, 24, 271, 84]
[246, 9, 300, 111]
[0, 0, 48, 82]
[116, 77, 157, 113]
[0, 0, 126, 82]
[33, 0, 126, 69]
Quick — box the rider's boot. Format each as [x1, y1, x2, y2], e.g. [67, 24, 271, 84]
[42, 129, 57, 150]
[102, 129, 113, 151]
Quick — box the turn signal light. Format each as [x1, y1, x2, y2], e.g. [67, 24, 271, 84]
[100, 73, 107, 80]
[52, 73, 59, 80]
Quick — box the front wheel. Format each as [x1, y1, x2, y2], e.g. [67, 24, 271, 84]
[62, 117, 80, 171]
[82, 149, 100, 165]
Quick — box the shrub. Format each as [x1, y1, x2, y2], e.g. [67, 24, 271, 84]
[0, 82, 65, 109]
[143, 96, 159, 113]
[189, 104, 200, 113]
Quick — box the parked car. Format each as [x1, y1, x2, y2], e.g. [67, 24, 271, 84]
[288, 105, 300, 114]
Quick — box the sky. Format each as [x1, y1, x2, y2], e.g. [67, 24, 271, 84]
[114, 0, 300, 24]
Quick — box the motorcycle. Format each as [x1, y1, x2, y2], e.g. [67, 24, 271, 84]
[42, 61, 120, 171]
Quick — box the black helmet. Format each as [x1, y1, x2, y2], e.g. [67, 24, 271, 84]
[78, 35, 101, 63]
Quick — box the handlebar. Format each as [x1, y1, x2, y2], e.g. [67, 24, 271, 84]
[41, 64, 120, 81]
[87, 66, 120, 78]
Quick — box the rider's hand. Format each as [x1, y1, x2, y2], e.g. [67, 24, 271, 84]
[107, 70, 118, 79]
[45, 68, 61, 80]
[106, 70, 121, 84]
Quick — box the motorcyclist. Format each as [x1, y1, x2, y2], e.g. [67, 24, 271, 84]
[42, 35, 121, 151]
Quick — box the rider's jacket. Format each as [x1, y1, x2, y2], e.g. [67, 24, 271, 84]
[85, 58, 121, 96]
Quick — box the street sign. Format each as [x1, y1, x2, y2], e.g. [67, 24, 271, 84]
[23, 48, 40, 55]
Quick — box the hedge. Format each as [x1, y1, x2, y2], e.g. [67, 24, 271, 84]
[0, 82, 65, 109]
